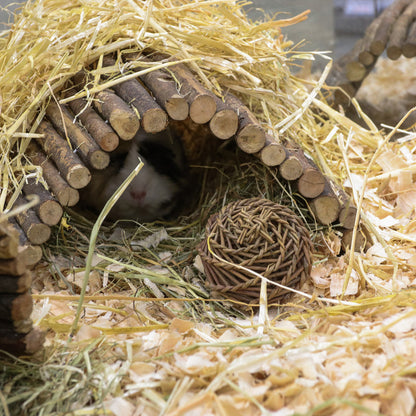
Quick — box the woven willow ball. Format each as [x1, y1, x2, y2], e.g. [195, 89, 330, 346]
[198, 198, 313, 305]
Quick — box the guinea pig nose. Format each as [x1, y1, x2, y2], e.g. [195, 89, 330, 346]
[130, 190, 147, 202]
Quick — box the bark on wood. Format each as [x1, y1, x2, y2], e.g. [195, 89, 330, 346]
[130, 57, 189, 121]
[403, 20, 416, 57]
[0, 292, 33, 322]
[224, 94, 266, 154]
[36, 120, 91, 189]
[103, 56, 168, 133]
[0, 271, 32, 294]
[27, 142, 80, 206]
[309, 181, 341, 226]
[0, 327, 45, 355]
[163, 63, 217, 124]
[387, 2, 416, 60]
[94, 89, 141, 140]
[259, 134, 286, 167]
[71, 70, 141, 140]
[14, 195, 51, 245]
[46, 101, 110, 170]
[0, 222, 19, 260]
[209, 96, 239, 140]
[65, 87, 119, 152]
[370, 0, 412, 56]
[23, 178, 63, 226]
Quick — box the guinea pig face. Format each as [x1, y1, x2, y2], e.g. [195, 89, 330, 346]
[105, 150, 180, 222]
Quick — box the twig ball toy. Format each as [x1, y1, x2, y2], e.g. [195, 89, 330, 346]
[198, 198, 313, 305]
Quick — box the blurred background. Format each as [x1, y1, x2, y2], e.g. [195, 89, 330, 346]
[0, 1, 396, 60]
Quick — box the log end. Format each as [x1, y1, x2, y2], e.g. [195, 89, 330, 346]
[310, 195, 341, 225]
[339, 205, 358, 229]
[259, 143, 286, 166]
[189, 95, 217, 124]
[142, 108, 169, 133]
[67, 165, 91, 189]
[279, 157, 303, 181]
[358, 50, 376, 67]
[341, 228, 369, 252]
[402, 43, 416, 58]
[236, 125, 266, 154]
[386, 45, 402, 60]
[19, 245, 43, 268]
[89, 150, 111, 170]
[56, 187, 80, 207]
[38, 200, 64, 226]
[165, 96, 189, 121]
[209, 109, 239, 140]
[27, 222, 51, 245]
[297, 170, 326, 199]
[370, 40, 385, 57]
[99, 132, 120, 152]
[345, 61, 367, 82]
[108, 111, 140, 141]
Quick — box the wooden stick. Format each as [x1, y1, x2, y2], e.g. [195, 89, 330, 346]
[387, 2, 416, 60]
[0, 222, 19, 260]
[224, 94, 266, 154]
[23, 178, 63, 226]
[403, 20, 416, 57]
[8, 217, 43, 268]
[103, 56, 168, 133]
[278, 142, 305, 181]
[129, 56, 189, 121]
[27, 142, 80, 207]
[258, 134, 286, 166]
[36, 120, 91, 189]
[14, 195, 51, 245]
[94, 89, 141, 140]
[295, 153, 326, 199]
[0, 327, 45, 355]
[164, 63, 217, 124]
[338, 199, 358, 230]
[297, 168, 326, 199]
[309, 181, 341, 226]
[0, 271, 32, 294]
[65, 87, 119, 152]
[0, 252, 27, 276]
[341, 227, 371, 252]
[0, 292, 33, 322]
[358, 19, 379, 66]
[46, 101, 110, 170]
[370, 0, 411, 56]
[209, 96, 239, 140]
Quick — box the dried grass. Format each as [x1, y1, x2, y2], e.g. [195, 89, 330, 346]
[1, 1, 416, 415]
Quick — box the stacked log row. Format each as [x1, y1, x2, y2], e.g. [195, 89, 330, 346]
[0, 221, 45, 354]
[20, 53, 359, 245]
[327, 0, 416, 105]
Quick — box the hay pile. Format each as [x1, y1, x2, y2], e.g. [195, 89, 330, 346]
[1, 1, 416, 415]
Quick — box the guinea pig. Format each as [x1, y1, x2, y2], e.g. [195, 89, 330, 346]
[81, 128, 189, 222]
